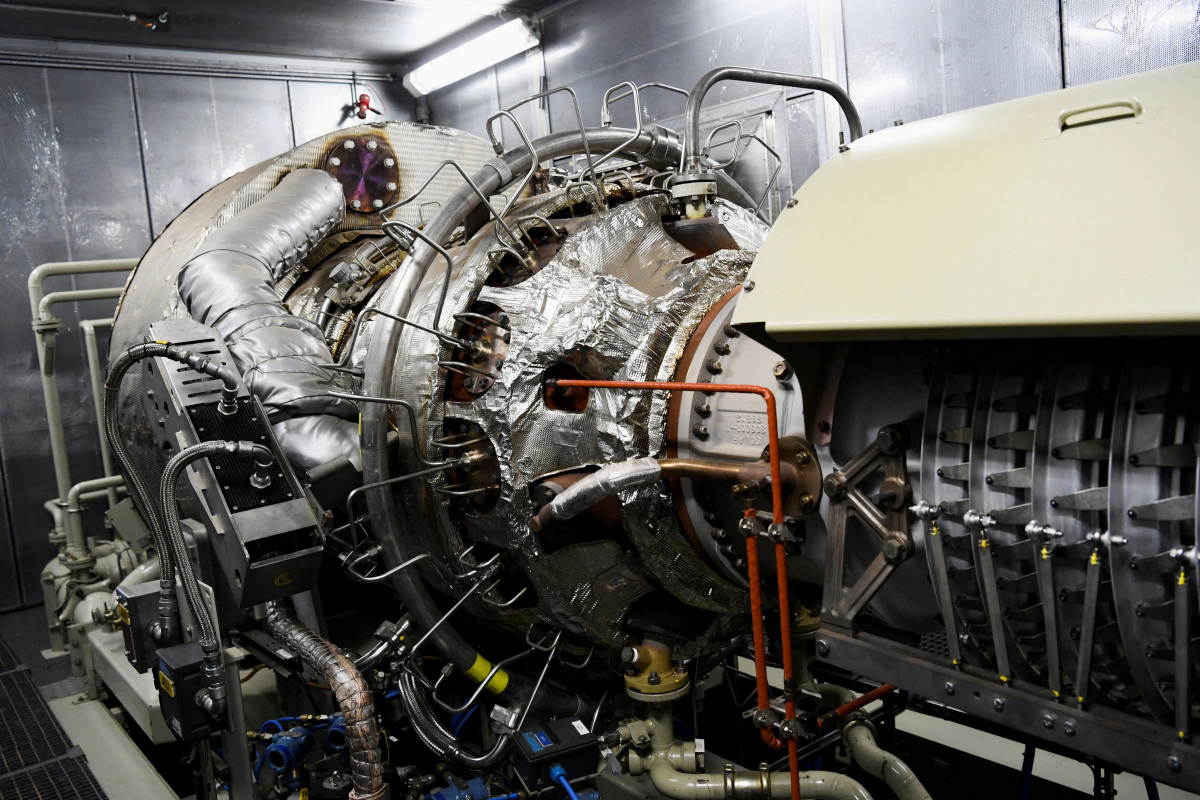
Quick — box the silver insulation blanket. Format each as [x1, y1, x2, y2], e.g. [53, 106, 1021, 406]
[110, 121, 497, 484]
[384, 190, 769, 653]
[177, 168, 360, 470]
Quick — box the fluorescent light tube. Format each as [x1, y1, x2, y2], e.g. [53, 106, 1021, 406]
[403, 18, 539, 96]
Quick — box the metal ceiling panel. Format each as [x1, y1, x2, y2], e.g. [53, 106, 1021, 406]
[0, 0, 550, 62]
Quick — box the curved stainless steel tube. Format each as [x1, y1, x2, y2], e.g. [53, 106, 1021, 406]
[682, 66, 864, 172]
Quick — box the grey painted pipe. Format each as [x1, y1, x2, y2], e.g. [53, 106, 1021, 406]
[842, 717, 932, 800]
[28, 258, 137, 508]
[360, 126, 749, 716]
[82, 318, 119, 507]
[63, 475, 126, 565]
[682, 67, 864, 172]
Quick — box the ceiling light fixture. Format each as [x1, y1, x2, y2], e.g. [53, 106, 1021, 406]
[402, 17, 540, 97]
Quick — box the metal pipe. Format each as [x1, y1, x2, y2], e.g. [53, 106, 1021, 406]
[360, 126, 751, 718]
[0, 49, 393, 84]
[81, 318, 118, 506]
[28, 258, 136, 510]
[647, 760, 873, 800]
[682, 67, 863, 173]
[63, 475, 126, 568]
[842, 716, 931, 800]
[267, 600, 387, 799]
[38, 287, 125, 318]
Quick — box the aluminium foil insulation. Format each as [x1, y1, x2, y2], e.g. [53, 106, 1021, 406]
[265, 600, 385, 800]
[383, 188, 768, 655]
[109, 121, 498, 483]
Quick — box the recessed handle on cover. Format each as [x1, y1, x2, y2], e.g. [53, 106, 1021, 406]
[1058, 99, 1143, 131]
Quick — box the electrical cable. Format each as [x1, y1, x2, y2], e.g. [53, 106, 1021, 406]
[556, 774, 579, 800]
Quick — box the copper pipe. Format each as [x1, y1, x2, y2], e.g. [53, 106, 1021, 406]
[549, 378, 797, 799]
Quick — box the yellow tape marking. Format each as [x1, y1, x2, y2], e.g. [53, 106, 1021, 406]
[466, 654, 509, 695]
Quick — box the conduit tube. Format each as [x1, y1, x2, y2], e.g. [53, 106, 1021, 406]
[395, 670, 510, 771]
[105, 341, 242, 641]
[161, 440, 272, 718]
[360, 126, 752, 717]
[682, 67, 863, 173]
[841, 716, 931, 800]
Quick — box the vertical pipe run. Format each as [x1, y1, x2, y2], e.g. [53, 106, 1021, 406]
[28, 258, 137, 511]
[82, 318, 119, 507]
[549, 378, 798, 798]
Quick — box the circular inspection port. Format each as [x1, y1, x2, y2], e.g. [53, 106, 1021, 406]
[444, 302, 510, 402]
[437, 419, 501, 516]
[541, 363, 590, 413]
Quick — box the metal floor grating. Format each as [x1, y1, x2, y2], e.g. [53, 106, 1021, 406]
[0, 632, 108, 798]
[0, 752, 107, 800]
[0, 667, 74, 775]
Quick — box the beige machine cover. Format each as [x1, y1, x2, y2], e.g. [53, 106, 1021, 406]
[732, 61, 1200, 340]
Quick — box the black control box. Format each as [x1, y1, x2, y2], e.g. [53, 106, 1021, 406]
[512, 716, 598, 790]
[116, 582, 160, 674]
[155, 641, 223, 742]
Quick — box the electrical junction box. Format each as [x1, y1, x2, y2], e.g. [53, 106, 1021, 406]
[513, 716, 598, 790]
[155, 641, 224, 742]
[115, 581, 162, 674]
[141, 318, 324, 607]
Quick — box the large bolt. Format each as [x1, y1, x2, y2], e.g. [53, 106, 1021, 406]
[993, 698, 1005, 712]
[329, 156, 342, 167]
[714, 340, 731, 356]
[692, 423, 710, 440]
[384, 157, 396, 168]
[944, 682, 955, 696]
[705, 358, 723, 375]
[710, 529, 726, 541]
[1063, 721, 1076, 736]
[816, 639, 829, 656]
[773, 361, 793, 382]
[883, 534, 911, 563]
[343, 139, 356, 150]
[1042, 714, 1055, 729]
[723, 324, 741, 338]
[366, 139, 378, 151]
[695, 400, 712, 417]
[1168, 755, 1182, 772]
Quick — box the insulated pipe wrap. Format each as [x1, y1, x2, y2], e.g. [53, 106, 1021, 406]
[266, 600, 385, 800]
[177, 168, 361, 470]
[548, 457, 662, 521]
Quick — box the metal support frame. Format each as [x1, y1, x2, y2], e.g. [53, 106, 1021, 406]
[820, 426, 913, 630]
[813, 627, 1200, 793]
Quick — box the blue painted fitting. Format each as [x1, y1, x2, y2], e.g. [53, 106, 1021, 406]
[548, 765, 568, 783]
[326, 714, 347, 753]
[265, 726, 311, 773]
